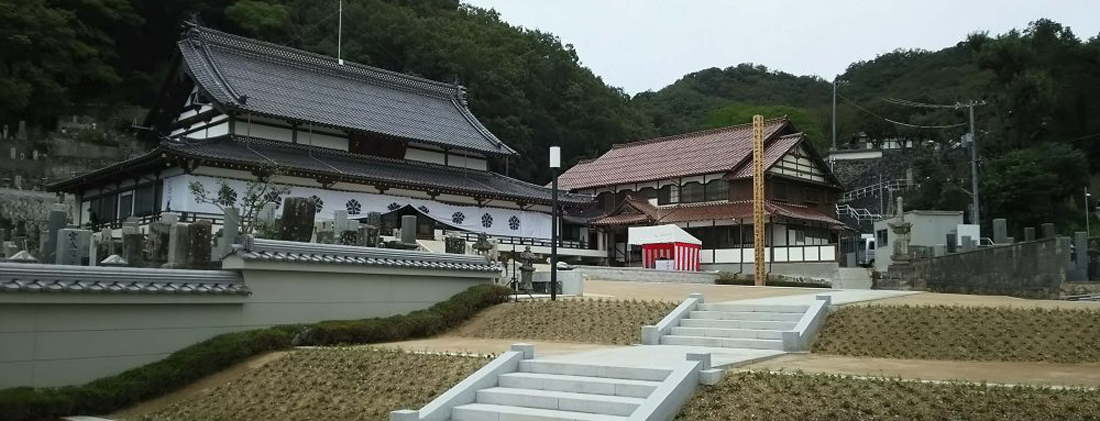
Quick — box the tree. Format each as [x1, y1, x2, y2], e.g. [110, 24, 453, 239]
[703, 102, 829, 151]
[981, 143, 1088, 234]
[188, 168, 291, 236]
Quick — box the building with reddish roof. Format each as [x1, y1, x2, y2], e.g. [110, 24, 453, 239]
[559, 117, 848, 275]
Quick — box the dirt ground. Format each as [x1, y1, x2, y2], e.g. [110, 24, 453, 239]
[111, 351, 290, 420]
[859, 292, 1100, 310]
[583, 280, 821, 302]
[742, 353, 1100, 387]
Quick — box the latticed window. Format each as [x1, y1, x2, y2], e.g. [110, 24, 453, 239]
[705, 179, 729, 202]
[657, 184, 679, 205]
[680, 182, 705, 203]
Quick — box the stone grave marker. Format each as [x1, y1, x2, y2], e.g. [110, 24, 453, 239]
[55, 228, 91, 265]
[400, 215, 417, 245]
[993, 218, 1008, 244]
[164, 222, 191, 269]
[278, 197, 315, 242]
[147, 221, 173, 267]
[445, 235, 466, 254]
[122, 230, 145, 267]
[42, 205, 68, 263]
[1041, 223, 1056, 239]
[217, 208, 241, 258]
[187, 220, 213, 270]
[1024, 227, 1036, 242]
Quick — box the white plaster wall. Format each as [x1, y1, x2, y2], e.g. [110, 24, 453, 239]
[0, 265, 494, 388]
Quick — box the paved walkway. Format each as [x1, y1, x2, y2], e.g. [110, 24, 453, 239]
[371, 337, 616, 357]
[584, 280, 833, 302]
[724, 289, 920, 306]
[742, 353, 1100, 388]
[539, 344, 783, 369]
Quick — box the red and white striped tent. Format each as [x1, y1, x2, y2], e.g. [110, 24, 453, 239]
[629, 224, 702, 272]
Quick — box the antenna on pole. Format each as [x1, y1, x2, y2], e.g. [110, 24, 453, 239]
[337, 0, 344, 65]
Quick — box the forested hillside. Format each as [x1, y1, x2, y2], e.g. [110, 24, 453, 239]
[2, 1, 1099, 231]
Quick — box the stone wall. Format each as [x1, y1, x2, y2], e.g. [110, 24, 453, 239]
[880, 237, 1069, 299]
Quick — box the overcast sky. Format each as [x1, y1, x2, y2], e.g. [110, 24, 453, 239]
[462, 0, 1100, 95]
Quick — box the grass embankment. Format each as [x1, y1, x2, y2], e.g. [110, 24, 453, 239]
[133, 349, 487, 421]
[812, 305, 1100, 363]
[676, 371, 1100, 421]
[455, 298, 677, 344]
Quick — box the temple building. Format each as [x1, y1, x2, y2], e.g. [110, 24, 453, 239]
[48, 23, 601, 260]
[557, 118, 848, 275]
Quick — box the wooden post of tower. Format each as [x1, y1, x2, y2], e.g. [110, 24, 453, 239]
[752, 115, 766, 286]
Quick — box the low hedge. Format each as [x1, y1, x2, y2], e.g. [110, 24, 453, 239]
[715, 277, 832, 288]
[0, 283, 512, 421]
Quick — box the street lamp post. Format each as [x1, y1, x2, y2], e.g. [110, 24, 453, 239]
[549, 146, 561, 301]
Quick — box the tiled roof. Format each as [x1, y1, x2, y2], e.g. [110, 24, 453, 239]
[558, 118, 792, 190]
[48, 136, 591, 205]
[0, 263, 249, 295]
[177, 24, 516, 156]
[235, 237, 501, 272]
[590, 199, 845, 228]
[730, 134, 804, 179]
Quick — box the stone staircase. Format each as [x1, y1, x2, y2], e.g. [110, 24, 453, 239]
[452, 360, 669, 420]
[392, 344, 707, 421]
[659, 302, 808, 350]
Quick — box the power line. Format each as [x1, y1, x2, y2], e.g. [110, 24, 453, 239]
[837, 93, 968, 129]
[880, 97, 959, 109]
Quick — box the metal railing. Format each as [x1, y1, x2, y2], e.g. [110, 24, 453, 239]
[442, 230, 593, 250]
[840, 178, 918, 202]
[835, 204, 882, 223]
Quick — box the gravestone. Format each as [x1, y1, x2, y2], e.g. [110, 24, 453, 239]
[334, 209, 348, 233]
[361, 212, 381, 247]
[1024, 227, 1036, 242]
[1041, 223, 1056, 239]
[55, 228, 91, 265]
[339, 229, 359, 246]
[932, 244, 946, 257]
[122, 231, 145, 267]
[122, 218, 140, 235]
[445, 236, 466, 254]
[161, 212, 180, 224]
[187, 220, 212, 269]
[95, 227, 114, 265]
[961, 235, 974, 252]
[278, 197, 315, 242]
[164, 222, 192, 269]
[400, 215, 418, 245]
[992, 218, 1008, 244]
[2, 242, 18, 258]
[217, 208, 241, 258]
[1006, 236, 1015, 244]
[316, 221, 335, 244]
[946, 232, 957, 253]
[147, 221, 172, 267]
[1075, 231, 1089, 273]
[43, 204, 69, 264]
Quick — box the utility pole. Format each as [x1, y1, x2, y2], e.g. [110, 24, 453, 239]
[337, 0, 344, 65]
[967, 102, 979, 225]
[831, 78, 837, 171]
[1086, 187, 1091, 236]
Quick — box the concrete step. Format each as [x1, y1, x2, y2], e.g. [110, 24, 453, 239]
[476, 387, 643, 416]
[452, 403, 627, 421]
[519, 360, 671, 382]
[697, 303, 809, 313]
[660, 335, 786, 350]
[688, 310, 803, 322]
[670, 326, 783, 339]
[679, 318, 797, 330]
[498, 372, 660, 398]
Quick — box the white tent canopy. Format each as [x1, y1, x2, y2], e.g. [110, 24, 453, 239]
[628, 224, 702, 246]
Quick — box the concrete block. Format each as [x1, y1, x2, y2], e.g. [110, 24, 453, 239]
[686, 352, 711, 370]
[388, 409, 418, 421]
[815, 294, 832, 306]
[689, 292, 704, 303]
[699, 368, 725, 386]
[641, 325, 659, 345]
[509, 343, 534, 359]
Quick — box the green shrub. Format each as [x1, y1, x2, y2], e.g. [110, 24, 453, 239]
[0, 283, 511, 421]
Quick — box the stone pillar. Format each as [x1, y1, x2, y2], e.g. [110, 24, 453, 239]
[278, 197, 315, 242]
[187, 220, 212, 270]
[993, 218, 1008, 244]
[401, 215, 418, 245]
[55, 228, 91, 265]
[43, 204, 69, 264]
[1024, 227, 1036, 242]
[147, 221, 172, 267]
[164, 222, 191, 269]
[1041, 223, 1056, 239]
[122, 231, 145, 268]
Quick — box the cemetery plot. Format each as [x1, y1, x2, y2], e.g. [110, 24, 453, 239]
[129, 348, 489, 421]
[676, 371, 1100, 421]
[811, 305, 1100, 363]
[452, 298, 677, 344]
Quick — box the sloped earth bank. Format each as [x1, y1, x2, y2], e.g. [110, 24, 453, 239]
[449, 298, 678, 344]
[676, 371, 1100, 421]
[121, 348, 488, 421]
[813, 305, 1100, 363]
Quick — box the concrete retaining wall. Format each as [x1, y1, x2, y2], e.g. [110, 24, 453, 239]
[1, 261, 494, 388]
[887, 237, 1069, 299]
